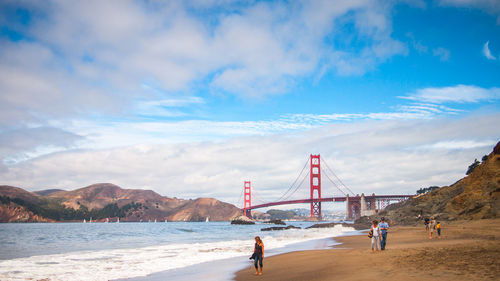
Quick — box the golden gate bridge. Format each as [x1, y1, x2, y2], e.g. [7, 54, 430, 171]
[239, 154, 413, 220]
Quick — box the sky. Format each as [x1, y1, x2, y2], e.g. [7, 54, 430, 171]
[0, 0, 499, 210]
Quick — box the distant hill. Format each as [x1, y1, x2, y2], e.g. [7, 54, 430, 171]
[34, 189, 65, 196]
[358, 141, 500, 225]
[0, 185, 42, 203]
[0, 185, 52, 222]
[0, 183, 242, 222]
[167, 197, 245, 222]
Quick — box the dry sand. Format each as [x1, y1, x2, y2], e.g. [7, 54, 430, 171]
[234, 219, 500, 281]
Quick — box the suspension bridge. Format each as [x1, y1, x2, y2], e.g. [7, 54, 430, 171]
[239, 154, 413, 221]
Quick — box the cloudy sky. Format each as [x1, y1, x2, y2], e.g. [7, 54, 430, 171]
[0, 0, 499, 209]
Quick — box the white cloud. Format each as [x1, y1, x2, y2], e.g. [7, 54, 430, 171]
[0, 0, 408, 125]
[406, 32, 429, 54]
[400, 85, 500, 104]
[61, 104, 462, 149]
[396, 103, 461, 115]
[483, 41, 497, 60]
[1, 114, 498, 206]
[433, 47, 451, 61]
[405, 33, 450, 61]
[134, 97, 205, 117]
[0, 41, 121, 126]
[417, 140, 496, 150]
[0, 127, 83, 166]
[0, 94, 470, 165]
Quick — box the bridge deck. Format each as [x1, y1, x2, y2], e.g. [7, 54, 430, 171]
[247, 195, 413, 210]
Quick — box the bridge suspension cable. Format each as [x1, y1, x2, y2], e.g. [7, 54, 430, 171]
[281, 170, 310, 201]
[275, 157, 310, 202]
[252, 189, 271, 205]
[322, 170, 347, 196]
[321, 156, 356, 196]
[236, 184, 244, 208]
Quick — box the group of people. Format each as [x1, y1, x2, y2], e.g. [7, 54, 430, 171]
[249, 216, 443, 276]
[424, 217, 441, 239]
[369, 217, 389, 253]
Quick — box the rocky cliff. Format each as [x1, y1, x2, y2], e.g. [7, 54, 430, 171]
[359, 141, 500, 224]
[0, 183, 242, 222]
[0, 204, 55, 222]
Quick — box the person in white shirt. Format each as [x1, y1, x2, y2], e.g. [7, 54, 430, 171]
[429, 217, 437, 239]
[370, 220, 382, 253]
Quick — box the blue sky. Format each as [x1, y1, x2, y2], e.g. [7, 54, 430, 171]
[0, 0, 499, 208]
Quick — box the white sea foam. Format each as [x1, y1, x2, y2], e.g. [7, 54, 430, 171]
[0, 224, 354, 281]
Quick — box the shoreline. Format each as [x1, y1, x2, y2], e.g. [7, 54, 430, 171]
[0, 221, 357, 280]
[233, 219, 500, 281]
[117, 230, 360, 281]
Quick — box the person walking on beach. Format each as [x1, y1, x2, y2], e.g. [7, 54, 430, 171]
[424, 217, 430, 231]
[253, 236, 264, 275]
[370, 220, 382, 253]
[429, 217, 437, 239]
[379, 217, 389, 250]
[436, 221, 441, 239]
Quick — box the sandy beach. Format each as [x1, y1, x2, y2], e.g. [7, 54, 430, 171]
[234, 219, 500, 281]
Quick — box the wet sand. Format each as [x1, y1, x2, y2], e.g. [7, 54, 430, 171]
[234, 219, 500, 281]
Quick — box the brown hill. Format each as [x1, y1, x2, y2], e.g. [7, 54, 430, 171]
[360, 141, 500, 225]
[0, 185, 54, 222]
[48, 183, 184, 211]
[167, 198, 242, 222]
[0, 183, 242, 222]
[444, 142, 500, 219]
[0, 185, 42, 204]
[34, 189, 66, 196]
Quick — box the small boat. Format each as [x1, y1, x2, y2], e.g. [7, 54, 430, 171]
[165, 219, 168, 223]
[105, 218, 109, 223]
[83, 219, 86, 223]
[117, 217, 120, 223]
[154, 219, 157, 223]
[205, 217, 209, 222]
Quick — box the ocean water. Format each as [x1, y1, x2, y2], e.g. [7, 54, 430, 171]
[0, 221, 356, 281]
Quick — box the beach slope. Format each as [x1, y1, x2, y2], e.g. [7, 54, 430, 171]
[234, 219, 500, 281]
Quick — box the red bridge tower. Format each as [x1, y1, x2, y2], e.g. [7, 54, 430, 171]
[310, 154, 322, 220]
[243, 181, 252, 219]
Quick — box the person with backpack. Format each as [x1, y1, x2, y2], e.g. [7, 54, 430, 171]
[369, 220, 382, 253]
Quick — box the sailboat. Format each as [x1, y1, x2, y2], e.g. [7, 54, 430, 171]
[105, 218, 109, 223]
[165, 219, 168, 223]
[117, 217, 120, 223]
[83, 219, 86, 223]
[154, 219, 157, 223]
[205, 217, 210, 222]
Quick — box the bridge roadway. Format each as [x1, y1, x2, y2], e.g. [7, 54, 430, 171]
[247, 195, 414, 210]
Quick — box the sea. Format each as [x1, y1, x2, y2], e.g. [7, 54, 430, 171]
[0, 221, 359, 281]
